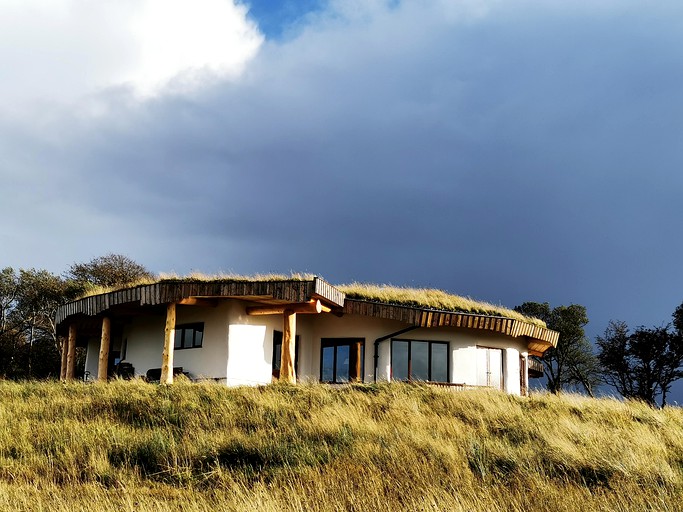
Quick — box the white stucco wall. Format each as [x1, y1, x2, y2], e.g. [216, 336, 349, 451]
[224, 299, 290, 384]
[122, 302, 235, 379]
[309, 313, 409, 383]
[84, 339, 99, 379]
[84, 335, 124, 381]
[82, 299, 534, 395]
[330, 321, 528, 392]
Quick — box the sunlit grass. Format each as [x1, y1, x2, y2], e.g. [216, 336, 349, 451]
[75, 272, 316, 299]
[338, 282, 547, 326]
[0, 380, 680, 511]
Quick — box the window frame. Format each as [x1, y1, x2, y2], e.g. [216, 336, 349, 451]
[174, 322, 204, 350]
[320, 338, 364, 384]
[390, 339, 450, 383]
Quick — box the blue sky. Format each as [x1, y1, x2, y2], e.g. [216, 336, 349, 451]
[243, 0, 327, 39]
[1, 0, 683, 400]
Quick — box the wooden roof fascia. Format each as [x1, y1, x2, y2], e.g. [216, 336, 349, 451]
[343, 298, 558, 353]
[55, 278, 344, 328]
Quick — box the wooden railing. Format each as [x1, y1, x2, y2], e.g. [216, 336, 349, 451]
[528, 357, 544, 377]
[424, 382, 497, 392]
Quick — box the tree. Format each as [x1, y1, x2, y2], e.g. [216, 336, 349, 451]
[0, 268, 81, 379]
[515, 302, 600, 396]
[65, 253, 153, 289]
[597, 316, 683, 407]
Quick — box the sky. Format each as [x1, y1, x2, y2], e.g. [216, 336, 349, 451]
[2, 0, 683, 398]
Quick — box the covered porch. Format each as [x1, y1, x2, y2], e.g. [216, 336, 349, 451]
[55, 278, 345, 384]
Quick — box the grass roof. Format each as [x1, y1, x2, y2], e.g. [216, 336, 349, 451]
[338, 282, 546, 327]
[74, 273, 545, 327]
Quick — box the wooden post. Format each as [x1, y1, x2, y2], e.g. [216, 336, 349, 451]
[98, 317, 111, 381]
[160, 303, 176, 384]
[65, 324, 77, 381]
[280, 310, 296, 384]
[354, 341, 362, 382]
[59, 335, 68, 381]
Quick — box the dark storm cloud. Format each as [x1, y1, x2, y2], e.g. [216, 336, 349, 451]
[4, 0, 683, 343]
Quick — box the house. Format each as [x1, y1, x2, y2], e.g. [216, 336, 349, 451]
[54, 276, 558, 395]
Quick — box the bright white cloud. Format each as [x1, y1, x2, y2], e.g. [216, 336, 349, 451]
[0, 0, 262, 112]
[128, 0, 262, 95]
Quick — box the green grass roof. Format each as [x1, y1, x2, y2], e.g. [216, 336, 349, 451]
[75, 273, 545, 327]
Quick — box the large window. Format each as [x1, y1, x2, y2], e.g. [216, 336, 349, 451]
[476, 346, 503, 389]
[391, 339, 449, 383]
[272, 331, 299, 379]
[174, 323, 203, 350]
[320, 338, 364, 383]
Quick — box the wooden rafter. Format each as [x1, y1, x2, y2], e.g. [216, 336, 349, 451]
[246, 300, 331, 316]
[177, 297, 219, 307]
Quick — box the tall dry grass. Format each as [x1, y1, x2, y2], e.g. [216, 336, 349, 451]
[0, 380, 681, 511]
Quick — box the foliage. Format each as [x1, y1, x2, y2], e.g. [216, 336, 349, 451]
[0, 254, 150, 380]
[515, 302, 599, 395]
[66, 253, 154, 289]
[597, 319, 683, 407]
[0, 268, 82, 379]
[0, 381, 681, 512]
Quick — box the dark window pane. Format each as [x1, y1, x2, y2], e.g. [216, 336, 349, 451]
[336, 345, 350, 383]
[410, 341, 429, 381]
[173, 324, 204, 350]
[322, 346, 334, 382]
[392, 340, 409, 381]
[183, 328, 193, 348]
[431, 343, 449, 382]
[273, 343, 281, 371]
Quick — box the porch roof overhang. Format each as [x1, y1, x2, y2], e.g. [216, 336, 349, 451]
[55, 277, 345, 336]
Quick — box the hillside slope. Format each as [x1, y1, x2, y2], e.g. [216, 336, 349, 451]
[0, 381, 681, 511]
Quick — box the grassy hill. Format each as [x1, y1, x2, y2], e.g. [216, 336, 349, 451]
[0, 380, 681, 511]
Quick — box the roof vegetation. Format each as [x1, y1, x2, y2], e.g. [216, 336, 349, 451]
[338, 282, 546, 327]
[73, 273, 545, 327]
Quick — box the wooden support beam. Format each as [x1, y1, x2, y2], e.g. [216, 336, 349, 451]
[247, 300, 330, 316]
[97, 317, 111, 381]
[160, 303, 176, 385]
[177, 297, 218, 307]
[354, 341, 362, 382]
[65, 324, 77, 381]
[59, 336, 68, 381]
[279, 310, 296, 384]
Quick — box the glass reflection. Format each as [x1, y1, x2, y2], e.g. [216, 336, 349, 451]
[431, 343, 448, 382]
[322, 346, 334, 382]
[336, 345, 350, 382]
[392, 340, 409, 381]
